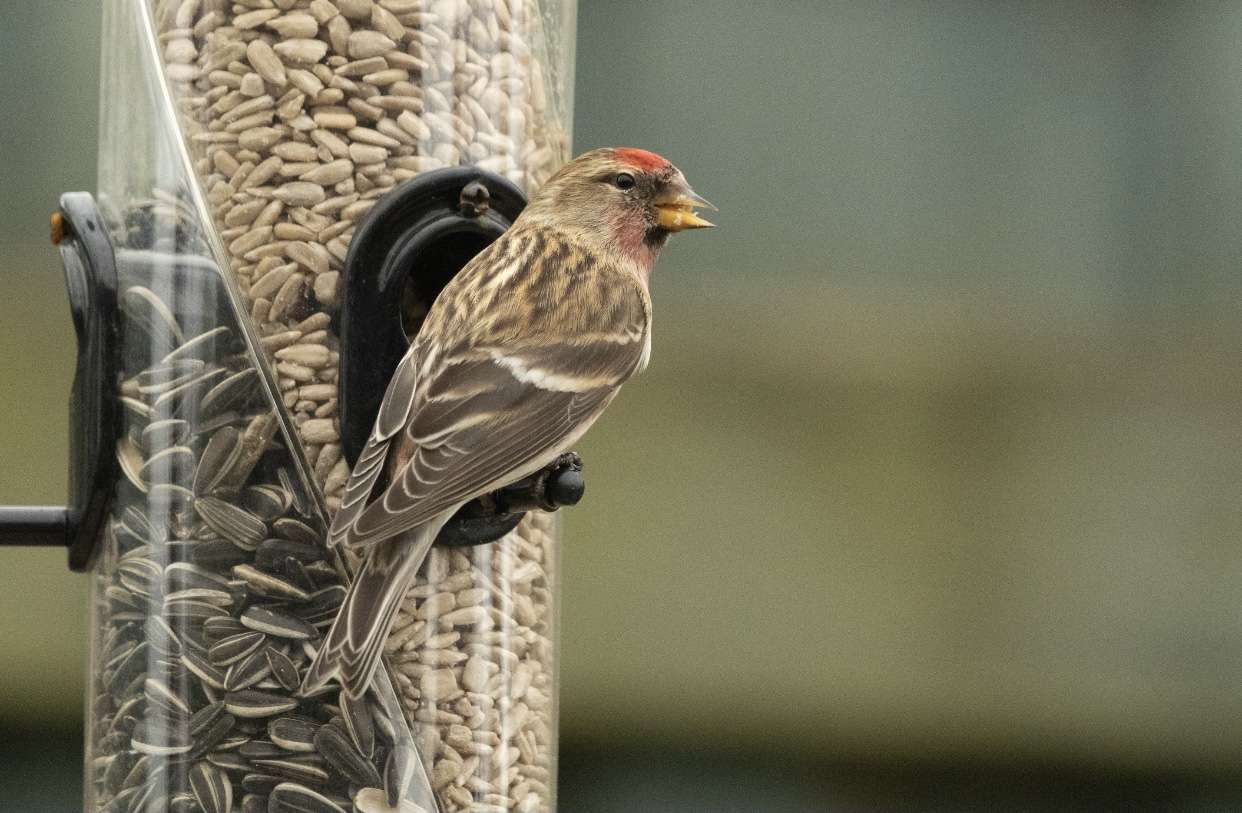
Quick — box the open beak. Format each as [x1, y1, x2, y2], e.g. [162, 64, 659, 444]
[656, 184, 716, 232]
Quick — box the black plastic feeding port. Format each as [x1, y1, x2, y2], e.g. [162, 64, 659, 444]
[0, 192, 119, 570]
[339, 167, 586, 547]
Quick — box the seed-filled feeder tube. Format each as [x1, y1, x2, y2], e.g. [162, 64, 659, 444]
[83, 1, 577, 811]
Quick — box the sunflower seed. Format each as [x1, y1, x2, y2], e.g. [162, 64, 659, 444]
[131, 720, 192, 756]
[269, 717, 320, 753]
[170, 793, 200, 813]
[265, 647, 302, 693]
[120, 395, 154, 424]
[269, 782, 347, 813]
[239, 739, 287, 761]
[208, 751, 252, 773]
[118, 558, 161, 597]
[166, 562, 233, 593]
[188, 702, 226, 738]
[164, 598, 229, 622]
[190, 761, 233, 813]
[338, 691, 375, 758]
[241, 773, 285, 795]
[241, 606, 318, 640]
[233, 563, 311, 601]
[243, 485, 293, 521]
[209, 631, 266, 667]
[255, 538, 325, 571]
[136, 360, 205, 395]
[172, 538, 250, 570]
[314, 722, 381, 787]
[140, 444, 195, 486]
[242, 793, 268, 813]
[144, 678, 191, 716]
[152, 367, 227, 419]
[225, 648, 274, 691]
[117, 437, 148, 493]
[253, 754, 331, 785]
[122, 286, 185, 354]
[354, 787, 430, 813]
[196, 497, 268, 550]
[202, 617, 248, 643]
[272, 517, 319, 546]
[161, 326, 232, 365]
[141, 418, 192, 454]
[189, 710, 236, 759]
[201, 368, 260, 421]
[224, 690, 299, 718]
[194, 426, 242, 495]
[183, 649, 228, 691]
[165, 587, 235, 607]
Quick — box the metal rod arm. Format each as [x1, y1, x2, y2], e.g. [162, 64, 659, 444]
[0, 507, 69, 547]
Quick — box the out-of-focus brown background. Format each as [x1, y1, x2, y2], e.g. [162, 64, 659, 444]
[5, 1, 1242, 810]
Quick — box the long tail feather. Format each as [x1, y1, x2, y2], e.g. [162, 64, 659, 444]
[302, 525, 438, 698]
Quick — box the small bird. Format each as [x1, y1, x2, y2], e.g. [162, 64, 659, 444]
[302, 147, 714, 697]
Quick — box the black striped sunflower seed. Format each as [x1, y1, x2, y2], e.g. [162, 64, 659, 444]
[338, 690, 375, 757]
[189, 761, 233, 813]
[252, 754, 331, 785]
[143, 677, 190, 716]
[254, 538, 324, 570]
[195, 496, 267, 551]
[268, 716, 320, 753]
[267, 781, 348, 813]
[241, 793, 268, 813]
[223, 689, 299, 718]
[241, 772, 284, 795]
[313, 723, 381, 788]
[384, 744, 416, 807]
[265, 647, 301, 692]
[130, 720, 192, 757]
[206, 751, 251, 773]
[232, 563, 310, 601]
[182, 649, 227, 691]
[209, 630, 266, 667]
[224, 647, 273, 691]
[240, 606, 317, 640]
[189, 711, 236, 759]
[203, 614, 248, 642]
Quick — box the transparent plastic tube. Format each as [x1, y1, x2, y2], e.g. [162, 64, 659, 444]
[87, 1, 575, 810]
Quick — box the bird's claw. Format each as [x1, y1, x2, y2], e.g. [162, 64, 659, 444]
[436, 452, 585, 547]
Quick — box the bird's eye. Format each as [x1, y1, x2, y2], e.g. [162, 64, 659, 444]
[614, 172, 636, 190]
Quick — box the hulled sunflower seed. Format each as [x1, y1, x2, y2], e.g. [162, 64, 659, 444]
[354, 787, 430, 813]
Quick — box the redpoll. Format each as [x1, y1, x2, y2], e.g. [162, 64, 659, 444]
[303, 148, 714, 697]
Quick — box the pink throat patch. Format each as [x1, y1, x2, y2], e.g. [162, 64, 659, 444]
[614, 147, 670, 172]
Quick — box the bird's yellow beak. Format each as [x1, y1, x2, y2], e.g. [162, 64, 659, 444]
[656, 185, 716, 231]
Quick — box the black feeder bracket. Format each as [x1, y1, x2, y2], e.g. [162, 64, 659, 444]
[339, 167, 585, 547]
[0, 193, 119, 570]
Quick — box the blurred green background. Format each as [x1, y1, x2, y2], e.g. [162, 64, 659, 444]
[5, 1, 1242, 810]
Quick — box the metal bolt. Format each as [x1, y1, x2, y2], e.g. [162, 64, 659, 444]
[458, 181, 490, 218]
